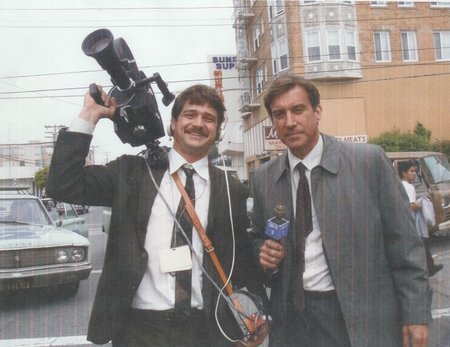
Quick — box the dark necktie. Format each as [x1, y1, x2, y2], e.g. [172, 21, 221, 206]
[171, 166, 195, 318]
[294, 162, 313, 312]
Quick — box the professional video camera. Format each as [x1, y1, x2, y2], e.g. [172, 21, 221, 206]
[82, 28, 175, 151]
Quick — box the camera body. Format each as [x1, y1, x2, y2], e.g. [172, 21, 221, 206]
[82, 29, 175, 148]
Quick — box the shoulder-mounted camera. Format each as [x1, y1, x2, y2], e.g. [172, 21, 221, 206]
[82, 28, 175, 149]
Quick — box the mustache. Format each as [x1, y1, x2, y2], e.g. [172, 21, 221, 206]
[185, 126, 209, 137]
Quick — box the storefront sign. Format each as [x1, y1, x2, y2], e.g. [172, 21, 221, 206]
[264, 126, 286, 151]
[336, 135, 368, 143]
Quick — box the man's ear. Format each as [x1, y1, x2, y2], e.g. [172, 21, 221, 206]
[314, 104, 323, 123]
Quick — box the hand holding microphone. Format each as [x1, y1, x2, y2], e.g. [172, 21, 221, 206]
[260, 205, 289, 272]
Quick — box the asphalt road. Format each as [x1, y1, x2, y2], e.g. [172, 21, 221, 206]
[0, 206, 449, 347]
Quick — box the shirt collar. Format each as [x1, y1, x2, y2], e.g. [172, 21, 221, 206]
[168, 149, 210, 181]
[288, 135, 324, 173]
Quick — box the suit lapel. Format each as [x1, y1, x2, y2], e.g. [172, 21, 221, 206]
[206, 165, 225, 233]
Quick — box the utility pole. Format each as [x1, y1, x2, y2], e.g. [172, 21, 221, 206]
[44, 124, 66, 147]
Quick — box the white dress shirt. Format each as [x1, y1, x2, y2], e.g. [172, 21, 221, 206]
[288, 135, 335, 291]
[132, 150, 209, 310]
[68, 117, 210, 310]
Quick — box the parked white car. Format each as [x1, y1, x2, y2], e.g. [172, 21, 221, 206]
[0, 189, 92, 297]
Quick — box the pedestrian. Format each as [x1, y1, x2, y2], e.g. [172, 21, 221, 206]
[249, 74, 431, 347]
[46, 84, 266, 346]
[398, 160, 444, 277]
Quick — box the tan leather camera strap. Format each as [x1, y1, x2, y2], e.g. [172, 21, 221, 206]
[172, 172, 254, 334]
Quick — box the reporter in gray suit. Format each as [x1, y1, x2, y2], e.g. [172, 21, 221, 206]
[46, 84, 264, 346]
[249, 74, 431, 347]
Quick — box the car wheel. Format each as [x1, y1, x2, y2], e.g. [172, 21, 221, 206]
[57, 281, 80, 297]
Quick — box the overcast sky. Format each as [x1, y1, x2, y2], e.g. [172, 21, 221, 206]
[0, 0, 236, 163]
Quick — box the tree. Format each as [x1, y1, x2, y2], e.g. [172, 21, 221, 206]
[369, 128, 430, 152]
[369, 122, 450, 161]
[35, 166, 49, 191]
[413, 122, 431, 142]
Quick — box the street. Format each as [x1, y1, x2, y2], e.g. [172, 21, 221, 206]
[0, 206, 449, 347]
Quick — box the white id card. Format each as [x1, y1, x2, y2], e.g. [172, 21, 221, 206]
[159, 245, 192, 273]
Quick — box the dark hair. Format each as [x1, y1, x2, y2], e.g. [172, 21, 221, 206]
[171, 84, 226, 128]
[264, 74, 321, 118]
[397, 160, 415, 178]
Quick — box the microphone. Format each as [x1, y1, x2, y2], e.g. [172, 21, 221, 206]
[264, 205, 289, 241]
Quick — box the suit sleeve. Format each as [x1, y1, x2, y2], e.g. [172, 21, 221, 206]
[375, 146, 431, 325]
[46, 130, 118, 207]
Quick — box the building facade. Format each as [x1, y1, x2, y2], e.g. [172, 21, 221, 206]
[0, 141, 93, 194]
[233, 0, 450, 180]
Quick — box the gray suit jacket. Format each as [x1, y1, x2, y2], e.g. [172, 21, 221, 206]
[46, 130, 263, 345]
[250, 134, 431, 347]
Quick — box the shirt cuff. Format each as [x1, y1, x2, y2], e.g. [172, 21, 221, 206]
[68, 118, 95, 135]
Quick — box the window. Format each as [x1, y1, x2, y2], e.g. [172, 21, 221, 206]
[306, 31, 321, 62]
[401, 31, 418, 61]
[327, 30, 341, 60]
[268, 0, 284, 20]
[346, 30, 357, 60]
[434, 31, 450, 60]
[279, 39, 288, 70]
[374, 31, 391, 62]
[371, 1, 387, 6]
[430, 1, 450, 7]
[253, 22, 260, 51]
[272, 38, 288, 74]
[398, 1, 414, 7]
[275, 0, 285, 14]
[256, 66, 265, 95]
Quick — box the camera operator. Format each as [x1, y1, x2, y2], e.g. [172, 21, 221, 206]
[46, 84, 265, 346]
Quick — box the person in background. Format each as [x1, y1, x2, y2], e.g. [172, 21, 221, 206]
[398, 160, 444, 277]
[46, 84, 265, 347]
[249, 74, 431, 347]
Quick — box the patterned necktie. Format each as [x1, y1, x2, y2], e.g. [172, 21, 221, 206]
[171, 166, 195, 318]
[294, 162, 313, 312]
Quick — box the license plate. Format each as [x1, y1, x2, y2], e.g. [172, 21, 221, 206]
[6, 279, 31, 290]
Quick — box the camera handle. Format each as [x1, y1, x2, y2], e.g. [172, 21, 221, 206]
[89, 83, 105, 106]
[135, 73, 175, 106]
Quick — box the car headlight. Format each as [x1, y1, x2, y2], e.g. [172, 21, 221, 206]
[56, 250, 69, 263]
[71, 248, 85, 262]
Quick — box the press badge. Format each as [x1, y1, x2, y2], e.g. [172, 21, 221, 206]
[159, 245, 192, 273]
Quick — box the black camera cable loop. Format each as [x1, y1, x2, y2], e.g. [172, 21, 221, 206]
[142, 154, 265, 344]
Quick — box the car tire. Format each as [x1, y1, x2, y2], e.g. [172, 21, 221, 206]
[57, 281, 80, 297]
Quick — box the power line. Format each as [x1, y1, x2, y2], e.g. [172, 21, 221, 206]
[1, 40, 449, 82]
[1, 52, 449, 97]
[0, 13, 449, 29]
[1, 70, 450, 100]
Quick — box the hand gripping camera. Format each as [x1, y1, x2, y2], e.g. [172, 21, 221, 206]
[82, 29, 175, 152]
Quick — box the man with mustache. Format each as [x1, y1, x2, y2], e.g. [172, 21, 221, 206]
[46, 84, 265, 346]
[249, 74, 431, 347]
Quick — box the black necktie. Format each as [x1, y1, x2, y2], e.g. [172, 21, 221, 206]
[294, 162, 313, 312]
[172, 166, 195, 318]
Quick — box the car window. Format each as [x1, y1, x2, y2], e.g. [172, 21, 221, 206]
[0, 198, 51, 225]
[423, 155, 450, 184]
[65, 204, 78, 218]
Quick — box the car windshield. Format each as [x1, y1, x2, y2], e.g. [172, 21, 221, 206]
[422, 155, 450, 184]
[0, 198, 52, 225]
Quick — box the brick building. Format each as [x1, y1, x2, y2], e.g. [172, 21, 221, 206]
[233, 0, 450, 180]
